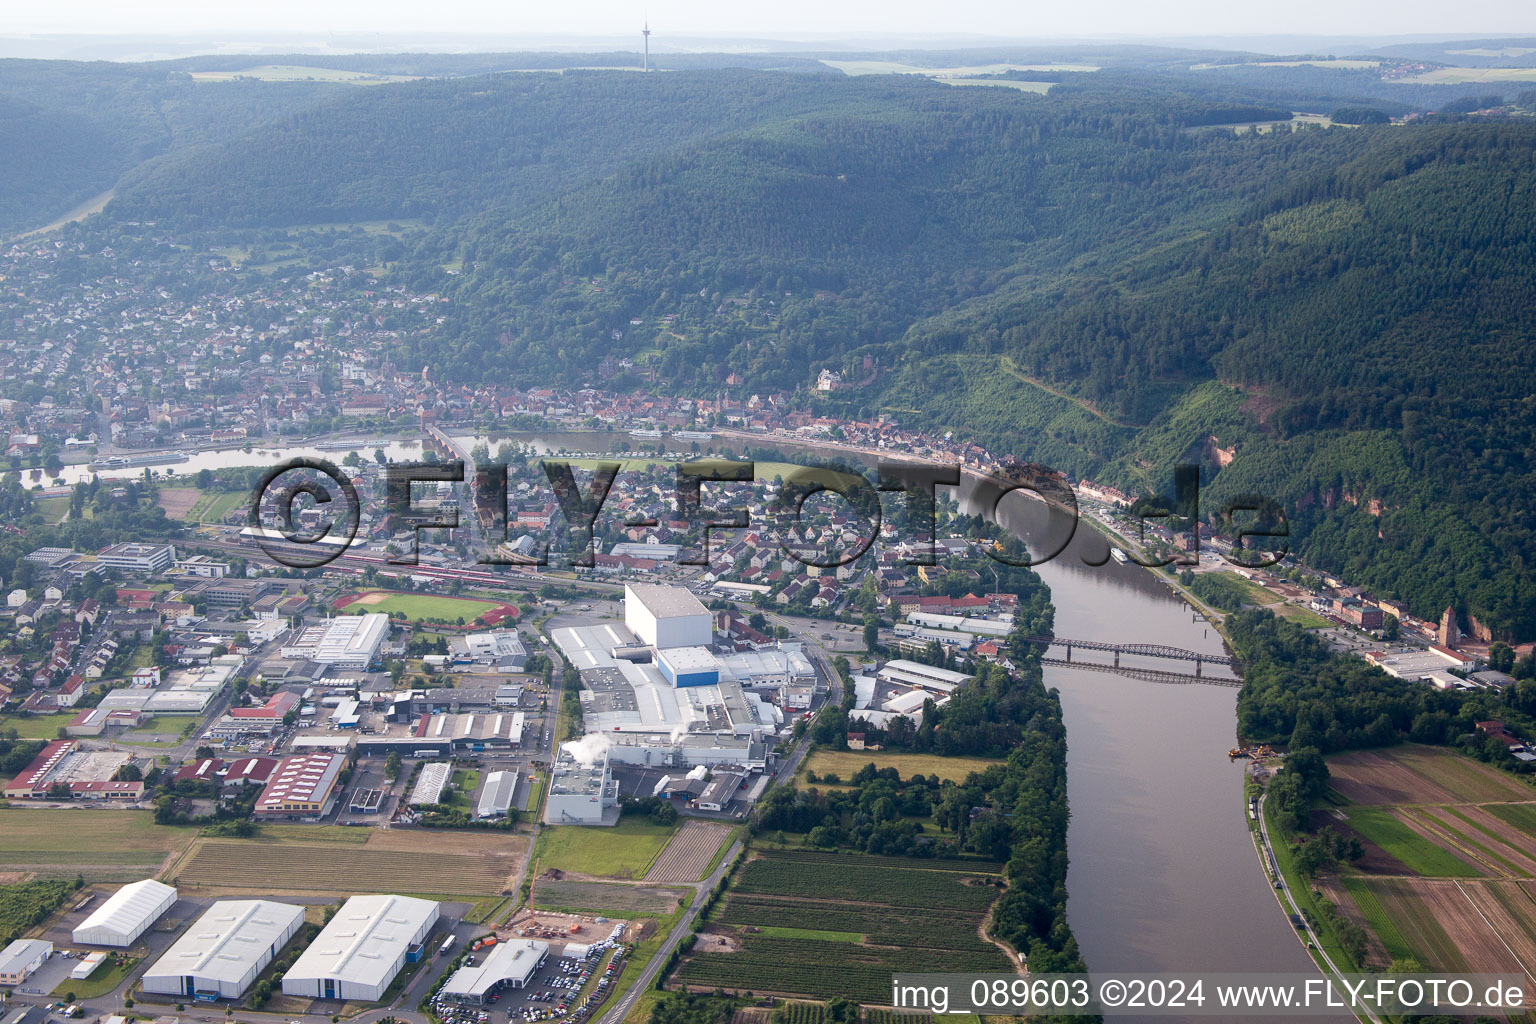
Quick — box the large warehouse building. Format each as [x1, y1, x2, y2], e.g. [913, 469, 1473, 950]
[281, 895, 439, 1002]
[141, 900, 305, 1001]
[72, 879, 178, 947]
[280, 614, 389, 669]
[623, 584, 711, 649]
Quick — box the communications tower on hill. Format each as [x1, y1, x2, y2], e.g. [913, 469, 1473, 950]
[643, 21, 651, 71]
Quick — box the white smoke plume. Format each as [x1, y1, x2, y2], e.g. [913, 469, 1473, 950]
[561, 732, 612, 768]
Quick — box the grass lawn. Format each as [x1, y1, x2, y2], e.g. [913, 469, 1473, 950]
[446, 769, 482, 809]
[1276, 604, 1332, 628]
[337, 590, 505, 623]
[1342, 807, 1480, 877]
[803, 749, 1002, 785]
[117, 714, 194, 743]
[54, 956, 138, 999]
[525, 772, 546, 818]
[0, 713, 76, 739]
[533, 819, 677, 879]
[36, 495, 72, 524]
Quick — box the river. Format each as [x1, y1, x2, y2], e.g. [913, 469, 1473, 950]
[966, 481, 1338, 1021]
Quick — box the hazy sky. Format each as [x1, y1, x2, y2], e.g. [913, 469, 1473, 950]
[11, 0, 1536, 42]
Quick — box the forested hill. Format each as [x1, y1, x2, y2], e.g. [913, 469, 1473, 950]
[380, 81, 1536, 638]
[0, 60, 332, 235]
[106, 72, 955, 229]
[880, 120, 1536, 638]
[26, 60, 1536, 636]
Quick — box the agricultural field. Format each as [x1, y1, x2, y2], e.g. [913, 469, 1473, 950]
[1325, 745, 1536, 984]
[644, 821, 733, 884]
[802, 750, 1002, 785]
[533, 879, 686, 915]
[0, 809, 196, 880]
[821, 59, 1099, 75]
[1338, 807, 1480, 877]
[1401, 66, 1536, 84]
[1328, 745, 1534, 805]
[185, 490, 247, 523]
[334, 589, 516, 625]
[533, 819, 677, 879]
[155, 487, 202, 519]
[673, 850, 1013, 1001]
[188, 64, 420, 83]
[168, 829, 526, 898]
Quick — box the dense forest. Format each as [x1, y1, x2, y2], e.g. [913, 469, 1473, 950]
[1230, 608, 1536, 756]
[9, 54, 1536, 636]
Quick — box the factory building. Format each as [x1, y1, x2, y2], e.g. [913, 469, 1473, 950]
[252, 753, 346, 820]
[282, 895, 439, 1003]
[549, 620, 777, 771]
[72, 879, 178, 947]
[544, 746, 619, 825]
[280, 614, 389, 669]
[623, 583, 711, 649]
[141, 900, 305, 1001]
[876, 659, 972, 696]
[656, 646, 720, 688]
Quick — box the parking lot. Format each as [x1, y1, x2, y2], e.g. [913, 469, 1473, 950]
[432, 938, 628, 1024]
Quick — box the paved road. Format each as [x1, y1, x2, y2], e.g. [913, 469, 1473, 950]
[1253, 792, 1380, 1024]
[595, 839, 743, 1024]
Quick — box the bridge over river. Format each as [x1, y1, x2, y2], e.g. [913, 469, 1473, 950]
[1018, 634, 1240, 676]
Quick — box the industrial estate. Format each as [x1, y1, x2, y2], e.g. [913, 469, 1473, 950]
[5, 24, 1536, 1024]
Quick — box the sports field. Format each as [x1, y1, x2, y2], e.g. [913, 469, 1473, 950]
[168, 828, 526, 898]
[533, 820, 677, 879]
[334, 589, 517, 624]
[0, 809, 197, 880]
[803, 749, 1002, 784]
